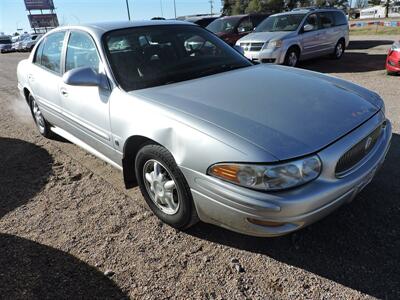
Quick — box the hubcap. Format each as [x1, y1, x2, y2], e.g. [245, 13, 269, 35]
[143, 159, 179, 215]
[32, 99, 45, 132]
[336, 43, 343, 58]
[288, 52, 298, 67]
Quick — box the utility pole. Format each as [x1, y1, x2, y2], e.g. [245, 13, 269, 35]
[209, 0, 214, 15]
[160, 0, 164, 17]
[125, 0, 131, 21]
[173, 0, 177, 19]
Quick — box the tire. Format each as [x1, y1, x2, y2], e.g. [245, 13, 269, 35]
[331, 39, 345, 59]
[284, 47, 299, 67]
[29, 95, 54, 138]
[135, 144, 198, 230]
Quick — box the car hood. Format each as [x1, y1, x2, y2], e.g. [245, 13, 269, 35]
[132, 65, 381, 160]
[237, 31, 293, 44]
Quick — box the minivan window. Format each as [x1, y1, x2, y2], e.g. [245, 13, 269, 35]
[41, 31, 65, 73]
[333, 11, 347, 26]
[255, 14, 305, 32]
[304, 14, 318, 31]
[0, 38, 12, 44]
[65, 31, 100, 73]
[319, 12, 334, 28]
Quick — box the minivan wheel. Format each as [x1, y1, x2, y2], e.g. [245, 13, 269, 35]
[135, 144, 198, 230]
[284, 48, 299, 67]
[29, 95, 53, 138]
[331, 40, 345, 59]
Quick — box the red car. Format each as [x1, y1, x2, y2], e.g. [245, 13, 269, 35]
[386, 40, 400, 75]
[206, 14, 270, 46]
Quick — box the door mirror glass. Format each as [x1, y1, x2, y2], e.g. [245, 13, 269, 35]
[303, 24, 314, 32]
[63, 67, 101, 87]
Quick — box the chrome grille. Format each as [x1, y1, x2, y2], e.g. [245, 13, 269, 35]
[335, 124, 383, 176]
[240, 42, 264, 52]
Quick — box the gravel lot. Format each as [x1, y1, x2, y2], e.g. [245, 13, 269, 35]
[0, 35, 399, 299]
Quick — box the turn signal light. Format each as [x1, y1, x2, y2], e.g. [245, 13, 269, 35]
[209, 164, 240, 183]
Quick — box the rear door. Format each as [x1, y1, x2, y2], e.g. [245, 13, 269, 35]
[318, 11, 336, 53]
[59, 30, 114, 155]
[28, 31, 66, 126]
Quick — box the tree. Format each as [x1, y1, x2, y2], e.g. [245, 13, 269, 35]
[246, 0, 262, 13]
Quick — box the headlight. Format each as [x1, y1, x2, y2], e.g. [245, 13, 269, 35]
[208, 156, 322, 192]
[266, 40, 283, 49]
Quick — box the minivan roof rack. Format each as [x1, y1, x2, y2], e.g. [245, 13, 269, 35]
[291, 6, 341, 11]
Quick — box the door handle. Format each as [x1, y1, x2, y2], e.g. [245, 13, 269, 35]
[60, 88, 68, 97]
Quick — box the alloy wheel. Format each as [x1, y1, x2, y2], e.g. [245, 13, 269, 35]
[31, 99, 46, 133]
[143, 159, 180, 215]
[288, 51, 298, 67]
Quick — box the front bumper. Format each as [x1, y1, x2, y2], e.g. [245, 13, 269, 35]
[243, 47, 286, 64]
[181, 112, 392, 237]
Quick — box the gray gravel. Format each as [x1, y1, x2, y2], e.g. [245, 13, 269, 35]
[0, 35, 399, 299]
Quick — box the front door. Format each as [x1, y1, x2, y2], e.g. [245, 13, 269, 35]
[59, 30, 113, 155]
[300, 13, 321, 59]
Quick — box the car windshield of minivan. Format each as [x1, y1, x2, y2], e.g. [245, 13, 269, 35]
[256, 14, 305, 32]
[104, 25, 252, 91]
[206, 17, 241, 34]
[0, 38, 12, 44]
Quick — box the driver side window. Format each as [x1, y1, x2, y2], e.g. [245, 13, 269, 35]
[65, 31, 100, 73]
[304, 14, 318, 31]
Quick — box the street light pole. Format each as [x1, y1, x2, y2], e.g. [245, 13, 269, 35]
[173, 0, 177, 19]
[125, 0, 131, 21]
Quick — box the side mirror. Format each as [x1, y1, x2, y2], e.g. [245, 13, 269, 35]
[303, 24, 314, 32]
[234, 45, 244, 55]
[63, 67, 108, 89]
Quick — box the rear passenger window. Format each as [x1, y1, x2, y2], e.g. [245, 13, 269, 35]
[319, 12, 334, 28]
[41, 31, 65, 73]
[333, 11, 348, 26]
[65, 31, 100, 73]
[34, 40, 45, 65]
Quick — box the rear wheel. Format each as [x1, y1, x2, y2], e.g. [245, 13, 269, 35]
[29, 95, 54, 138]
[331, 39, 345, 59]
[284, 47, 299, 67]
[135, 144, 198, 230]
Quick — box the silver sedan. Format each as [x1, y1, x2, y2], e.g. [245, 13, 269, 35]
[17, 21, 391, 237]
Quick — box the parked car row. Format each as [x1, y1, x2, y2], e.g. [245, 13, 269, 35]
[0, 33, 43, 53]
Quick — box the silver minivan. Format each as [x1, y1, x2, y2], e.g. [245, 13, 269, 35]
[236, 8, 349, 66]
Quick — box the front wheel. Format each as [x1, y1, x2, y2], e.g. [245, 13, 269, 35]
[284, 48, 299, 67]
[135, 144, 198, 230]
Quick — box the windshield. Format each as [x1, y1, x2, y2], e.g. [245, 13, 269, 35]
[104, 25, 252, 91]
[0, 38, 12, 44]
[206, 17, 241, 34]
[256, 14, 305, 32]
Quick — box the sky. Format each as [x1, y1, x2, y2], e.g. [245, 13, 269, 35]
[0, 0, 222, 35]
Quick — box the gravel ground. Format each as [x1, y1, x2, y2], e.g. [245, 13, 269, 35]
[0, 35, 399, 299]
